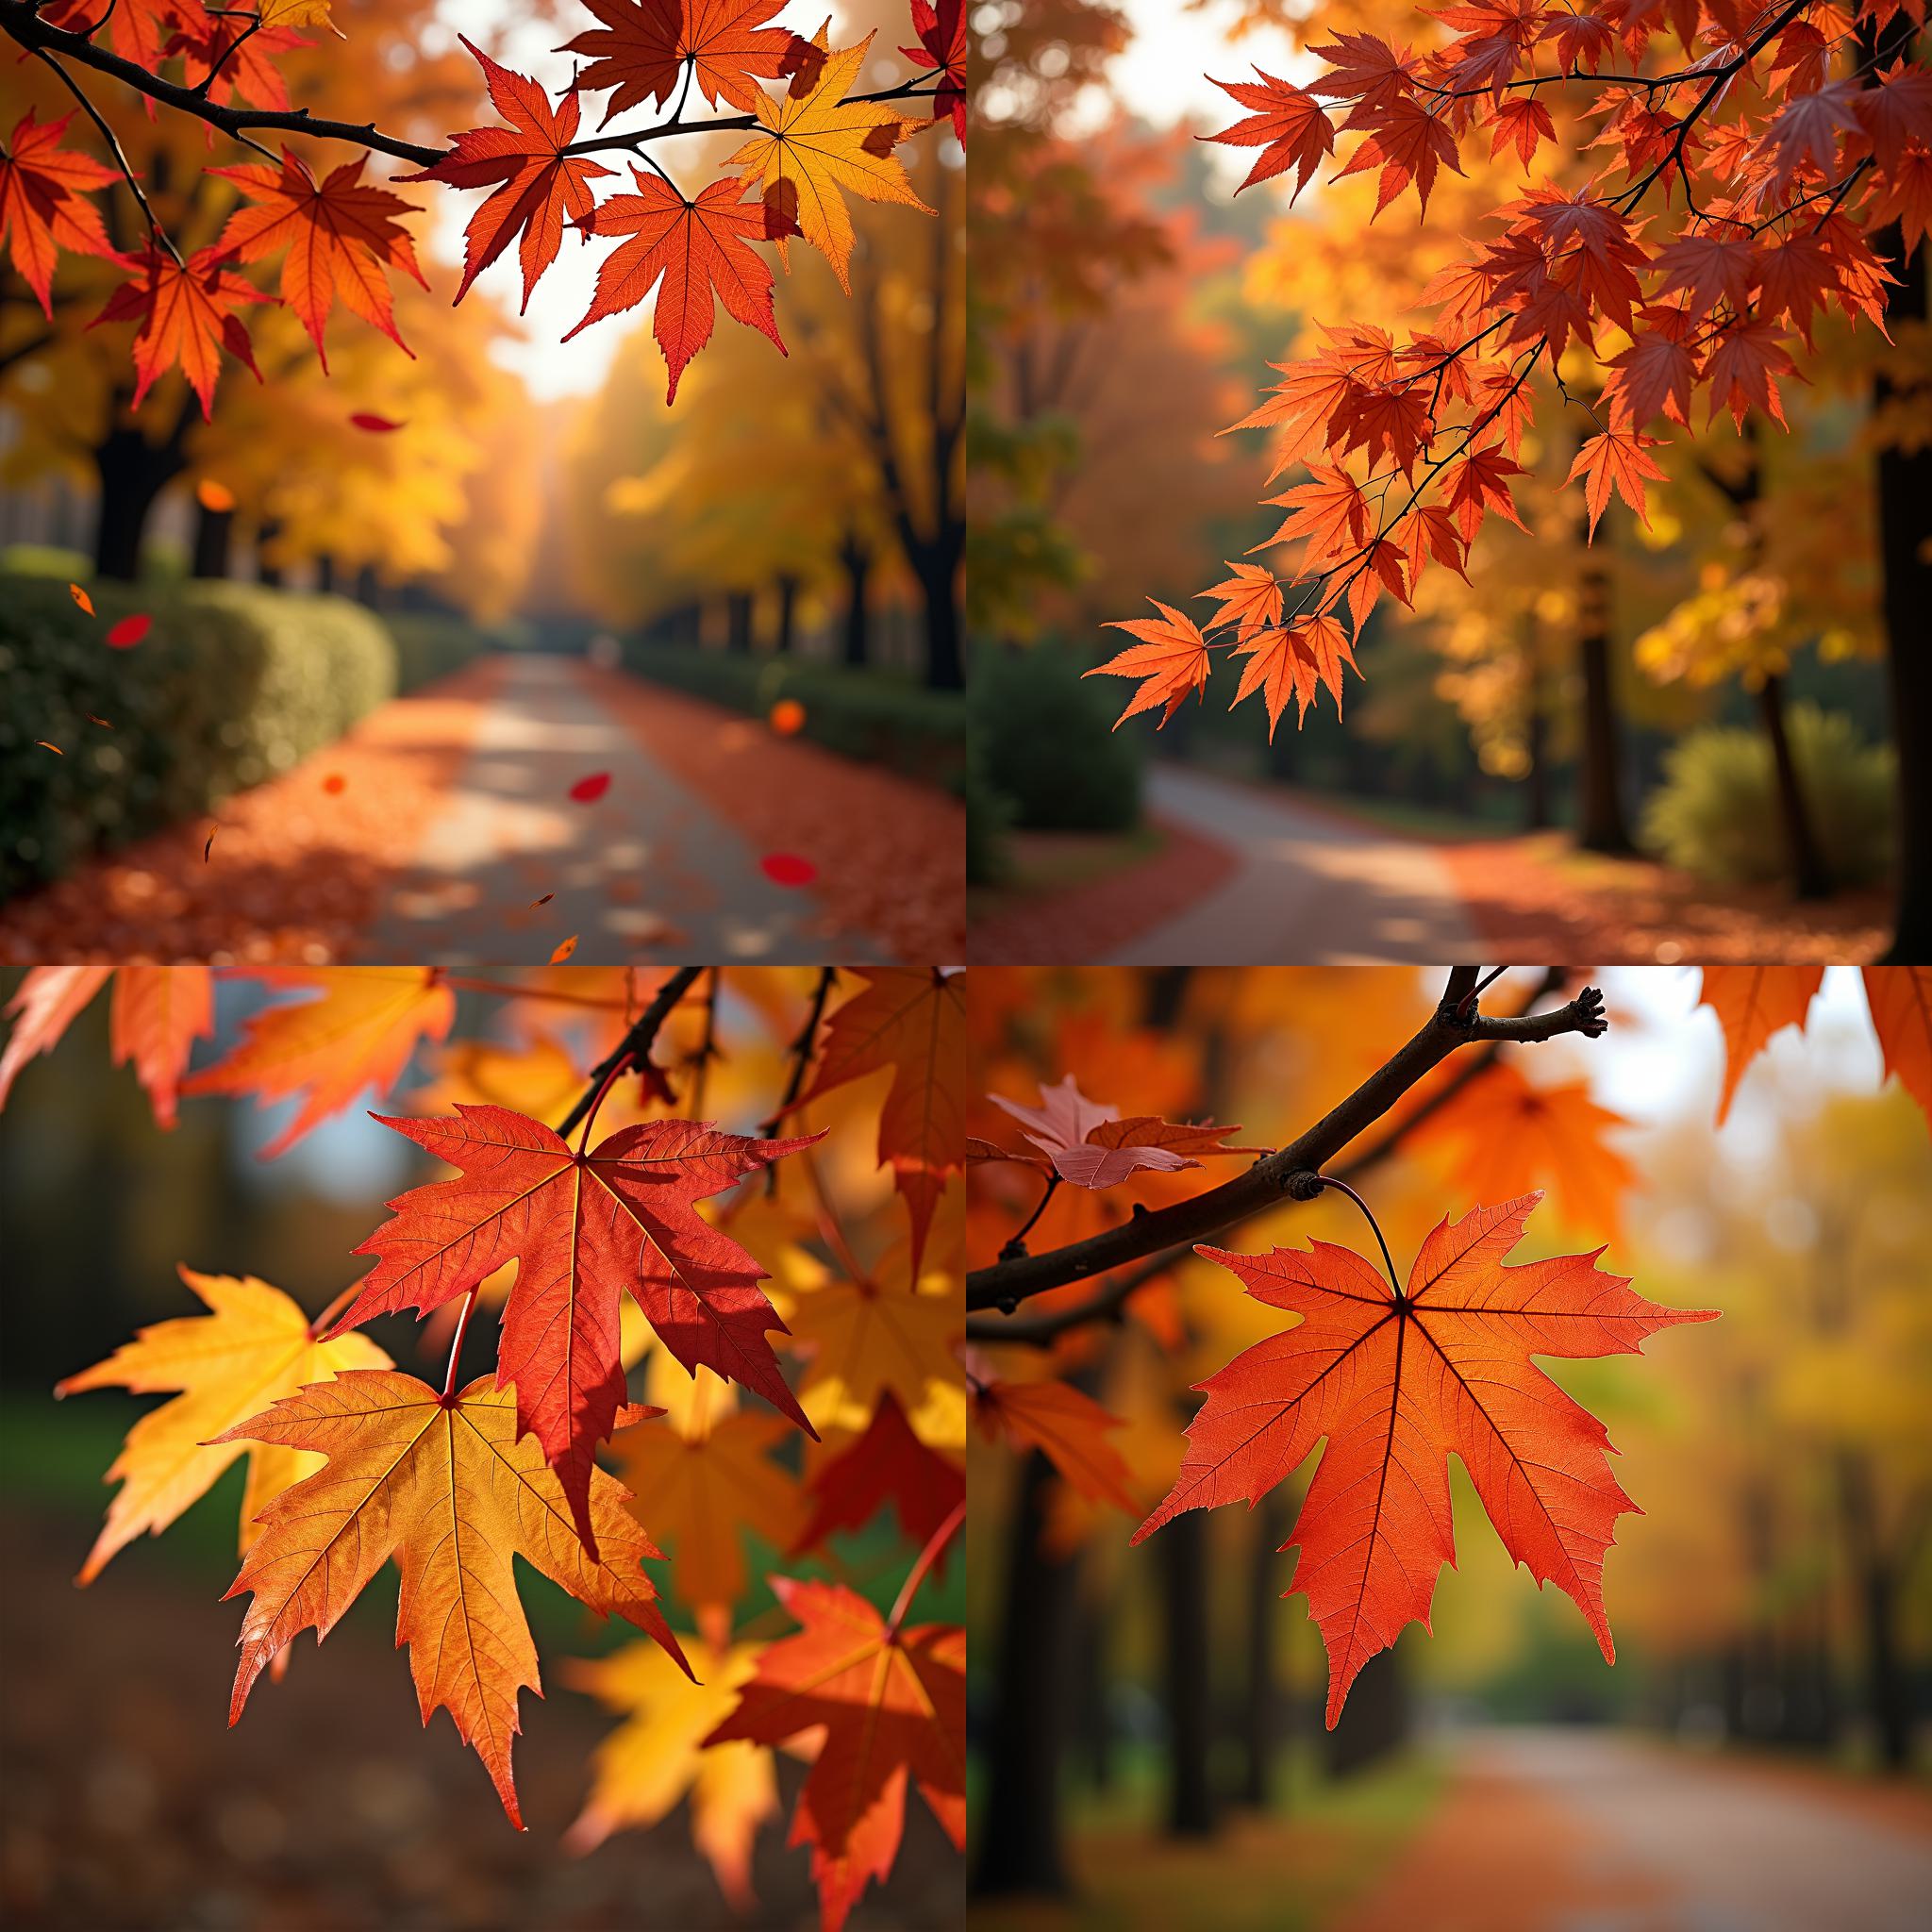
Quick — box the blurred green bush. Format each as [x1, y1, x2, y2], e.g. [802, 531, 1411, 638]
[0, 575, 395, 898]
[1641, 703, 1896, 888]
[969, 641, 1141, 831]
[619, 642, 966, 788]
[385, 611, 528, 693]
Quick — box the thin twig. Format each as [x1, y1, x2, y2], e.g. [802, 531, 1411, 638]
[554, 967, 703, 1141]
[32, 49, 185, 263]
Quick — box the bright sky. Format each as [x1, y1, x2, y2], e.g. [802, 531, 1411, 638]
[429, 0, 874, 400]
[1104, 0, 1312, 130]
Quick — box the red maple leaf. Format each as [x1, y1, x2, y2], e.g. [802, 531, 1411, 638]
[1209, 68, 1337, 198]
[164, 16, 310, 111]
[561, 0, 801, 119]
[1134, 1195, 1714, 1724]
[0, 108, 119, 318]
[209, 150, 426, 370]
[705, 1577, 965, 1932]
[565, 171, 787, 401]
[793, 1389, 964, 1558]
[902, 0, 967, 145]
[1330, 95, 1465, 219]
[91, 242, 270, 418]
[1567, 424, 1669, 539]
[42, 0, 208, 80]
[402, 37, 613, 311]
[1230, 614, 1358, 735]
[326, 1106, 824, 1554]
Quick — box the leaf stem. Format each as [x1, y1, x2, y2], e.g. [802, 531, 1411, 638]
[1304, 1174, 1401, 1299]
[308, 1282, 362, 1341]
[886, 1496, 964, 1639]
[554, 966, 703, 1141]
[998, 1173, 1060, 1263]
[441, 1288, 479, 1403]
[574, 1049, 634, 1155]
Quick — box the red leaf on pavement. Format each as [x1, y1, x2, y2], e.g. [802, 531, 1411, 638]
[570, 771, 613, 802]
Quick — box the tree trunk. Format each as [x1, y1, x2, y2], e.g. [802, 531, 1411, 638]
[355, 564, 380, 609]
[1756, 674, 1832, 898]
[1324, 1647, 1409, 1777]
[315, 555, 337, 595]
[92, 424, 184, 580]
[841, 536, 872, 667]
[725, 591, 755, 654]
[1575, 558, 1636, 854]
[774, 573, 799, 654]
[918, 533, 964, 691]
[1161, 1505, 1217, 1838]
[971, 1452, 1080, 1898]
[192, 502, 233, 579]
[1524, 623, 1552, 831]
[255, 521, 284, 587]
[1858, 1562, 1910, 1771]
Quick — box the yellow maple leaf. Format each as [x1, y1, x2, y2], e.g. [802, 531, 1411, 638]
[565, 1637, 777, 1909]
[56, 1267, 391, 1583]
[728, 29, 933, 291]
[786, 1265, 964, 1450]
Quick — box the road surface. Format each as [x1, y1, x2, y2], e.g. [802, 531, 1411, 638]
[1108, 765, 1483, 964]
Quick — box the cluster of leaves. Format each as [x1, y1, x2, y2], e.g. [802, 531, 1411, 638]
[0, 0, 958, 413]
[1091, 0, 1932, 736]
[0, 963, 969, 1930]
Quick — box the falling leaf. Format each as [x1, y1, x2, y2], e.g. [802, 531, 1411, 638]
[56, 1268, 391, 1582]
[570, 771, 612, 803]
[204, 827, 218, 862]
[1134, 1195, 1715, 1724]
[218, 1371, 690, 1827]
[195, 479, 237, 513]
[760, 853, 816, 886]
[105, 614, 151, 649]
[531, 892, 556, 908]
[35, 741, 62, 755]
[85, 713, 113, 728]
[350, 411, 403, 432]
[769, 698, 807, 736]
[69, 584, 94, 615]
[550, 935, 579, 963]
[320, 773, 346, 794]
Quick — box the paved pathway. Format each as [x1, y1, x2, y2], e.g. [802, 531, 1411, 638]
[1340, 1726, 1932, 1932]
[1107, 765, 1482, 964]
[358, 657, 877, 964]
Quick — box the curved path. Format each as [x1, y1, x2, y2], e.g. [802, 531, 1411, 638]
[357, 656, 880, 964]
[1106, 765, 1482, 965]
[1338, 1726, 1932, 1932]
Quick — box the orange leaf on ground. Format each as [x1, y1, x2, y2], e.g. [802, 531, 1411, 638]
[1135, 1196, 1714, 1725]
[218, 1371, 689, 1828]
[705, 1577, 965, 1932]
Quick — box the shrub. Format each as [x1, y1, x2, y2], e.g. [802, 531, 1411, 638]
[619, 643, 966, 788]
[968, 642, 1141, 832]
[0, 544, 92, 583]
[385, 612, 528, 693]
[966, 736, 1013, 886]
[0, 575, 394, 898]
[1641, 704, 1896, 889]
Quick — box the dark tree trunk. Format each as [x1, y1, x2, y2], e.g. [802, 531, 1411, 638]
[192, 502, 233, 579]
[1858, 1562, 1910, 1771]
[918, 530, 964, 691]
[92, 423, 185, 580]
[774, 573, 799, 654]
[255, 520, 284, 587]
[1324, 1647, 1409, 1777]
[1756, 673, 1832, 898]
[1575, 558, 1635, 854]
[725, 591, 755, 654]
[315, 555, 337, 595]
[355, 564, 380, 609]
[1074, 1596, 1114, 1792]
[841, 535, 873, 667]
[971, 1452, 1080, 1898]
[1524, 625, 1552, 831]
[1240, 1491, 1289, 1807]
[1160, 1506, 1217, 1838]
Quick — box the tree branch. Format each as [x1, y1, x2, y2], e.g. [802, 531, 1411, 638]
[966, 971, 1604, 1316]
[553, 966, 702, 1141]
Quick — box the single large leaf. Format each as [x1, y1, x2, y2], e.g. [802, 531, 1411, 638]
[92, 242, 270, 419]
[704, 1577, 966, 1932]
[329, 1106, 821, 1553]
[56, 1268, 391, 1582]
[1863, 966, 1932, 1127]
[1698, 965, 1824, 1124]
[217, 1370, 688, 1827]
[1134, 1194, 1713, 1724]
[0, 107, 118, 317]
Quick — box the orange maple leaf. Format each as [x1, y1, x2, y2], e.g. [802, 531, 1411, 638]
[91, 242, 270, 419]
[209, 149, 426, 369]
[1089, 600, 1214, 728]
[1567, 424, 1669, 540]
[705, 1576, 965, 1932]
[1699, 965, 1824, 1124]
[218, 1371, 689, 1828]
[1862, 966, 1932, 1129]
[1135, 1195, 1714, 1724]
[1209, 68, 1337, 198]
[0, 108, 118, 318]
[968, 1363, 1139, 1513]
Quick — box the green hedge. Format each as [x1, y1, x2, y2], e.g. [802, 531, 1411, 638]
[619, 642, 966, 788]
[968, 641, 1142, 831]
[385, 612, 528, 693]
[1641, 703, 1897, 889]
[0, 575, 395, 897]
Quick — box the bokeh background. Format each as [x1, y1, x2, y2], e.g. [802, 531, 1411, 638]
[964, 966, 1932, 1931]
[0, 968, 964, 1931]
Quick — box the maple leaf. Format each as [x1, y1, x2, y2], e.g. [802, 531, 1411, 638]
[604, 1363, 805, 1643]
[786, 1263, 964, 1448]
[727, 29, 933, 291]
[1568, 425, 1669, 540]
[208, 149, 426, 370]
[565, 170, 786, 401]
[1199, 560, 1284, 642]
[56, 1268, 391, 1584]
[793, 1389, 965, 1558]
[1259, 464, 1371, 557]
[1605, 326, 1698, 428]
[1410, 1060, 1640, 1240]
[705, 1576, 966, 1932]
[0, 108, 118, 318]
[1757, 79, 1861, 192]
[329, 1106, 820, 1552]
[1699, 965, 1824, 1124]
[968, 1362, 1139, 1513]
[565, 1636, 778, 1907]
[1209, 68, 1337, 199]
[902, 0, 968, 145]
[791, 968, 966, 1274]
[987, 1073, 1255, 1190]
[401, 37, 613, 311]
[179, 966, 456, 1158]
[1863, 967, 1932, 1129]
[218, 1371, 689, 1827]
[1089, 600, 1214, 728]
[1651, 231, 1758, 321]
[42, 0, 208, 76]
[1704, 319, 1800, 429]
[1228, 615, 1359, 738]
[561, 0, 801, 120]
[1441, 440, 1528, 541]
[1135, 1196, 1714, 1724]
[166, 16, 310, 110]
[91, 242, 270, 420]
[0, 964, 212, 1128]
[1330, 95, 1465, 220]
